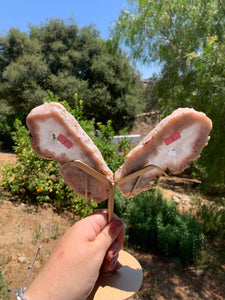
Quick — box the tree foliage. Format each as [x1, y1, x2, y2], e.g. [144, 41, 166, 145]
[113, 0, 225, 192]
[0, 18, 144, 141]
[143, 76, 160, 111]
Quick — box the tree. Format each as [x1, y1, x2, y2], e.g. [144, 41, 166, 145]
[143, 75, 160, 112]
[0, 18, 144, 141]
[112, 0, 225, 192]
[0, 28, 48, 113]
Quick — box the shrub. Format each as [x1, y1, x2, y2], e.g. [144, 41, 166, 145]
[0, 113, 15, 151]
[195, 197, 225, 273]
[93, 121, 129, 173]
[126, 190, 205, 265]
[196, 198, 225, 243]
[0, 271, 11, 300]
[70, 196, 98, 219]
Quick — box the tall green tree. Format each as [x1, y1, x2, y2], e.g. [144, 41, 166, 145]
[112, 0, 225, 192]
[0, 28, 47, 113]
[0, 18, 144, 138]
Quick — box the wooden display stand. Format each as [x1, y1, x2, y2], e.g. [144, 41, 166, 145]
[87, 250, 143, 300]
[59, 160, 166, 299]
[59, 160, 166, 222]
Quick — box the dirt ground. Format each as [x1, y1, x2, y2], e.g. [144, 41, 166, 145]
[0, 152, 225, 300]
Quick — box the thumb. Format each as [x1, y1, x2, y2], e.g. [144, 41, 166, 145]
[95, 219, 124, 252]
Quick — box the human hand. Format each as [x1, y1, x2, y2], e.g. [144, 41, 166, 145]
[24, 209, 125, 300]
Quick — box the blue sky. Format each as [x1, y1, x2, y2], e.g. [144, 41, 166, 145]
[0, 0, 160, 78]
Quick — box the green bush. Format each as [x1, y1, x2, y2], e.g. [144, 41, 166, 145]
[196, 198, 225, 243]
[0, 271, 11, 300]
[125, 190, 205, 265]
[195, 197, 225, 272]
[0, 113, 15, 151]
[1, 92, 129, 215]
[70, 196, 97, 219]
[93, 121, 129, 173]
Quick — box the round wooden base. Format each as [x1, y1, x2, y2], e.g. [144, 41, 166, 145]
[87, 250, 143, 300]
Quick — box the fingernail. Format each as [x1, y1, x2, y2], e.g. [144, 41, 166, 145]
[108, 249, 117, 260]
[110, 220, 123, 236]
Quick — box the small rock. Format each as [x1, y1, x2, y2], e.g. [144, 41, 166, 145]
[173, 196, 181, 204]
[43, 203, 53, 209]
[181, 196, 191, 206]
[172, 195, 191, 206]
[18, 256, 30, 264]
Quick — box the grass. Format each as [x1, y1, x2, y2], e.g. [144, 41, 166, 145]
[0, 254, 11, 300]
[32, 221, 65, 245]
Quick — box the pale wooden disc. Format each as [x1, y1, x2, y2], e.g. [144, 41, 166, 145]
[87, 250, 143, 300]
